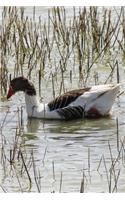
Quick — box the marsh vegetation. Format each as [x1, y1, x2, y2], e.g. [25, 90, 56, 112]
[0, 6, 125, 192]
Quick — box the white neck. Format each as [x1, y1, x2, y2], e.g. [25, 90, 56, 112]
[24, 93, 61, 119]
[25, 93, 39, 117]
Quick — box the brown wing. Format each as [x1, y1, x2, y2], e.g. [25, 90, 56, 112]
[48, 87, 91, 111]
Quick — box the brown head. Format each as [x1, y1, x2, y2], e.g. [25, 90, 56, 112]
[7, 77, 36, 99]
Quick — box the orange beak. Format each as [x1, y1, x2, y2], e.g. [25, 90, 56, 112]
[7, 86, 15, 99]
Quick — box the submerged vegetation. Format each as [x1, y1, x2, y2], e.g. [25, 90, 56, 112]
[0, 6, 125, 192]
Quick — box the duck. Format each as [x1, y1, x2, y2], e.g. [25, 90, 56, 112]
[7, 76, 120, 120]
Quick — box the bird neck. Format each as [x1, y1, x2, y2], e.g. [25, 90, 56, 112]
[25, 93, 39, 116]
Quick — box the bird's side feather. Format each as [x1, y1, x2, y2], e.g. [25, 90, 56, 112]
[48, 88, 91, 111]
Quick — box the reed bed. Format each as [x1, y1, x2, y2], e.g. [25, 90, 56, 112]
[0, 6, 125, 97]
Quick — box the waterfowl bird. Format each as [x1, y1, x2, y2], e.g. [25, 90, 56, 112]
[7, 77, 120, 120]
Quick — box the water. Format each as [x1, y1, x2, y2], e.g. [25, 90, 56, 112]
[1, 86, 125, 192]
[1, 6, 125, 193]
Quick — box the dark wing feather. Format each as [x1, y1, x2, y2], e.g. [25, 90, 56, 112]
[48, 88, 90, 111]
[56, 106, 84, 120]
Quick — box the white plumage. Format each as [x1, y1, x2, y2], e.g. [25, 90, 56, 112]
[7, 77, 120, 120]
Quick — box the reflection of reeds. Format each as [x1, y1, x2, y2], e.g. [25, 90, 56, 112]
[31, 150, 41, 192]
[116, 117, 119, 152]
[20, 150, 32, 190]
[52, 160, 55, 181]
[59, 171, 63, 193]
[80, 171, 85, 193]
[1, 108, 125, 192]
[88, 147, 90, 174]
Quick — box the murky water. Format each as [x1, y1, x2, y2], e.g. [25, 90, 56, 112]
[1, 7, 125, 193]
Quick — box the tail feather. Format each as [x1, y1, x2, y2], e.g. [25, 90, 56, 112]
[86, 84, 120, 115]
